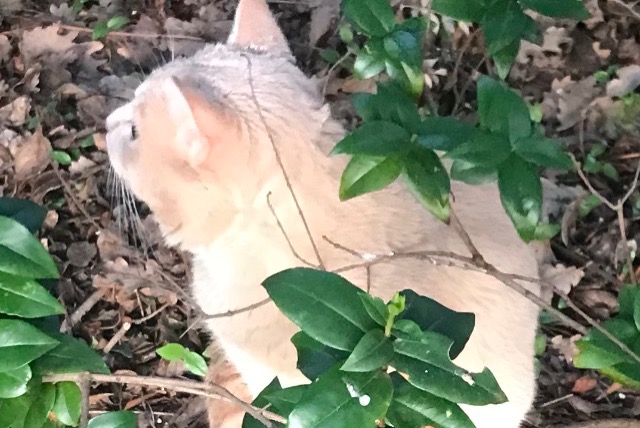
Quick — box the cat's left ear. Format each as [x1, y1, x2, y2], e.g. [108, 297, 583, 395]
[228, 0, 290, 53]
[161, 77, 241, 168]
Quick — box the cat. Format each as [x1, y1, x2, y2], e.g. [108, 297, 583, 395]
[105, 0, 542, 426]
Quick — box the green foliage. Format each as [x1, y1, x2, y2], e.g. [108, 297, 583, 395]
[92, 16, 130, 40]
[86, 410, 137, 428]
[0, 197, 124, 427]
[432, 0, 589, 78]
[156, 343, 208, 377]
[583, 143, 619, 181]
[574, 285, 640, 388]
[243, 268, 506, 427]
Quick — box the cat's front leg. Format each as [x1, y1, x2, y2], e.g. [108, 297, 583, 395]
[206, 354, 252, 428]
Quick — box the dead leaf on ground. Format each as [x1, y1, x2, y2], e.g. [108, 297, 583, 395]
[607, 65, 640, 98]
[0, 95, 31, 126]
[573, 376, 599, 394]
[12, 127, 52, 181]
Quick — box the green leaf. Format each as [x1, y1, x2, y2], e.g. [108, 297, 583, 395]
[353, 51, 385, 79]
[574, 319, 637, 369]
[0, 216, 59, 279]
[263, 385, 306, 417]
[600, 361, 640, 389]
[519, 0, 590, 20]
[0, 393, 31, 428]
[287, 365, 392, 428]
[0, 273, 64, 318]
[31, 333, 109, 376]
[0, 198, 47, 233]
[493, 39, 520, 80]
[92, 21, 109, 40]
[513, 137, 573, 170]
[416, 117, 476, 151]
[383, 30, 422, 67]
[24, 383, 55, 428]
[432, 0, 486, 22]
[618, 285, 639, 320]
[393, 332, 507, 405]
[341, 329, 393, 372]
[398, 289, 475, 359]
[0, 365, 31, 399]
[339, 155, 402, 201]
[498, 155, 543, 242]
[482, 0, 531, 55]
[374, 83, 421, 131]
[0, 319, 59, 373]
[533, 222, 561, 240]
[342, 0, 396, 37]
[263, 268, 378, 351]
[385, 59, 424, 97]
[446, 131, 512, 167]
[386, 374, 474, 428]
[359, 294, 387, 327]
[87, 410, 137, 428]
[51, 151, 72, 165]
[243, 378, 285, 428]
[107, 16, 129, 30]
[291, 332, 349, 381]
[477, 76, 532, 142]
[402, 148, 451, 222]
[450, 160, 498, 185]
[52, 382, 81, 427]
[156, 343, 207, 375]
[332, 121, 411, 156]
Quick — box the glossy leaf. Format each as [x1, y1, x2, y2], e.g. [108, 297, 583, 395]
[0, 216, 59, 279]
[0, 272, 64, 318]
[291, 332, 349, 381]
[23, 383, 55, 428]
[243, 378, 286, 428]
[332, 121, 411, 156]
[339, 155, 402, 201]
[618, 285, 639, 320]
[432, 0, 486, 22]
[31, 333, 109, 375]
[493, 39, 520, 80]
[0, 365, 31, 399]
[476, 76, 532, 142]
[450, 160, 498, 185]
[52, 382, 81, 427]
[263, 268, 377, 351]
[417, 117, 476, 151]
[264, 385, 306, 417]
[0, 319, 59, 373]
[398, 289, 475, 359]
[342, 0, 396, 37]
[359, 294, 386, 326]
[520, 0, 590, 20]
[373, 82, 421, 131]
[574, 319, 637, 369]
[341, 329, 393, 372]
[402, 148, 451, 222]
[392, 332, 507, 405]
[497, 155, 543, 242]
[513, 137, 573, 170]
[383, 30, 422, 67]
[0, 393, 31, 428]
[482, 0, 531, 55]
[287, 365, 392, 428]
[87, 410, 137, 428]
[0, 198, 47, 233]
[386, 374, 474, 428]
[353, 51, 385, 80]
[447, 131, 511, 168]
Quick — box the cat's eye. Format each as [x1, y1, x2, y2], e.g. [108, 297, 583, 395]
[130, 124, 138, 140]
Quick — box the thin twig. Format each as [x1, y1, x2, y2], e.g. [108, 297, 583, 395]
[42, 373, 283, 427]
[60, 287, 109, 333]
[242, 53, 326, 270]
[79, 372, 91, 428]
[52, 162, 99, 227]
[267, 192, 317, 267]
[203, 298, 271, 320]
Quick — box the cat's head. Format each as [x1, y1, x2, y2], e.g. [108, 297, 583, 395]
[106, 0, 335, 248]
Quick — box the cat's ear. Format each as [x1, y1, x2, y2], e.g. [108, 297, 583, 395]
[161, 77, 240, 168]
[228, 0, 290, 53]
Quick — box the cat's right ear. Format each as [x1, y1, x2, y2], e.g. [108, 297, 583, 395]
[160, 77, 241, 169]
[227, 0, 290, 53]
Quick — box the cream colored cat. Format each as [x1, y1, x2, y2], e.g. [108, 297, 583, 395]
[105, 0, 541, 426]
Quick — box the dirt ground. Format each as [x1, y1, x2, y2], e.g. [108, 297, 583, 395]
[0, 0, 639, 427]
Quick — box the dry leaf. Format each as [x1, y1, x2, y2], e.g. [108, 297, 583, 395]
[12, 127, 51, 181]
[572, 376, 598, 394]
[607, 65, 640, 98]
[309, 0, 340, 45]
[0, 95, 31, 126]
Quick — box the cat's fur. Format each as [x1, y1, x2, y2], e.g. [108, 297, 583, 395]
[105, 0, 541, 426]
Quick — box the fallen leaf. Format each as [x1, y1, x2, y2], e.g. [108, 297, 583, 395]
[12, 127, 51, 181]
[573, 376, 598, 394]
[607, 65, 640, 98]
[0, 95, 31, 126]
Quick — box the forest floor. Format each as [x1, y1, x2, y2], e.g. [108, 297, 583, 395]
[0, 0, 639, 427]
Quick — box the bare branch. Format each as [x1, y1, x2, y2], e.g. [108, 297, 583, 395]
[203, 298, 271, 320]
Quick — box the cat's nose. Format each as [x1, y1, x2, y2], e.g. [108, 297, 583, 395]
[106, 103, 134, 131]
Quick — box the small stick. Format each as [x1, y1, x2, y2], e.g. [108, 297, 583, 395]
[60, 287, 109, 333]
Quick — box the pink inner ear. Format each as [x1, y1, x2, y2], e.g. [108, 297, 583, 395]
[228, 0, 290, 52]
